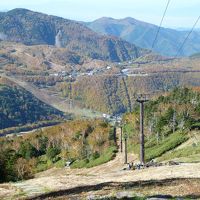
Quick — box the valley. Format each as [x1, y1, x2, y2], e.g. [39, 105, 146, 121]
[1, 40, 200, 116]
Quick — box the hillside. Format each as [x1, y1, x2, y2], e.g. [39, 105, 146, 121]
[0, 78, 63, 130]
[1, 88, 200, 199]
[86, 17, 200, 57]
[1, 40, 200, 116]
[0, 41, 112, 72]
[55, 70, 200, 114]
[0, 9, 150, 62]
[0, 119, 115, 183]
[123, 87, 200, 163]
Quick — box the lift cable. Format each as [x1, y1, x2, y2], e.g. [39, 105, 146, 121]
[175, 15, 200, 58]
[151, 0, 171, 49]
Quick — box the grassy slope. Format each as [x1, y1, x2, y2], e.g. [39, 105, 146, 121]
[145, 131, 188, 161]
[157, 131, 200, 162]
[126, 130, 189, 162]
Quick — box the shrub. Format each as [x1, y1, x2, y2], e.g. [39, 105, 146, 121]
[71, 146, 117, 169]
[46, 147, 61, 161]
[18, 142, 39, 160]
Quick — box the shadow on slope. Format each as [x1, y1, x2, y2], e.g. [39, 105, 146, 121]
[28, 178, 200, 200]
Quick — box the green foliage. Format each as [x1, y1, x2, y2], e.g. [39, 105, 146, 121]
[38, 135, 48, 154]
[36, 155, 52, 172]
[158, 142, 200, 162]
[145, 131, 188, 161]
[123, 87, 200, 162]
[92, 151, 100, 160]
[146, 87, 200, 132]
[18, 142, 39, 160]
[191, 122, 200, 130]
[46, 147, 61, 161]
[71, 146, 117, 169]
[0, 119, 114, 182]
[54, 160, 65, 168]
[0, 84, 63, 130]
[0, 149, 18, 182]
[0, 155, 7, 183]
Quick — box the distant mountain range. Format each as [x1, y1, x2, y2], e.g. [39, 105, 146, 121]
[86, 17, 200, 57]
[0, 9, 150, 62]
[1, 9, 200, 61]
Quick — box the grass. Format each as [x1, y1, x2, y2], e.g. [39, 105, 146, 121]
[157, 143, 200, 162]
[14, 189, 27, 198]
[71, 146, 117, 169]
[126, 130, 188, 162]
[54, 159, 65, 168]
[36, 155, 66, 172]
[145, 131, 188, 161]
[174, 154, 200, 163]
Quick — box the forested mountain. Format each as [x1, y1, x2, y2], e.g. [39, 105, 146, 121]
[0, 80, 63, 129]
[56, 72, 200, 114]
[86, 17, 200, 57]
[0, 9, 150, 62]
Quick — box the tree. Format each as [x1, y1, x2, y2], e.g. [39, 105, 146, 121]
[18, 142, 39, 159]
[0, 154, 6, 183]
[46, 147, 60, 161]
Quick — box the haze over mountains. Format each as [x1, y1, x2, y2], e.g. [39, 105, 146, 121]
[86, 17, 200, 57]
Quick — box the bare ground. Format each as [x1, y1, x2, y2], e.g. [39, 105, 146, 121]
[1, 130, 200, 199]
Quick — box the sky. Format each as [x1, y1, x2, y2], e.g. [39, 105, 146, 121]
[0, 0, 200, 28]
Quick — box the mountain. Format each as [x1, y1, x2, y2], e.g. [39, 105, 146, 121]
[57, 71, 200, 114]
[86, 17, 200, 57]
[0, 78, 63, 130]
[53, 53, 200, 114]
[0, 9, 150, 62]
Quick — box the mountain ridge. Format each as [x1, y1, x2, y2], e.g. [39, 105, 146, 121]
[86, 17, 200, 57]
[0, 8, 150, 62]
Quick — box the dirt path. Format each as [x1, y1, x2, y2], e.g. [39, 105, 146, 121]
[1, 129, 200, 199]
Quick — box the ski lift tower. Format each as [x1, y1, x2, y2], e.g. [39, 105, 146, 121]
[136, 94, 149, 165]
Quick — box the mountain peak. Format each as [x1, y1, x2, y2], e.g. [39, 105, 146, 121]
[93, 17, 115, 23]
[7, 8, 31, 14]
[122, 17, 137, 22]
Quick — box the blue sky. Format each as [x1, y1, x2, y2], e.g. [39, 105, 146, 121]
[0, 0, 200, 28]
